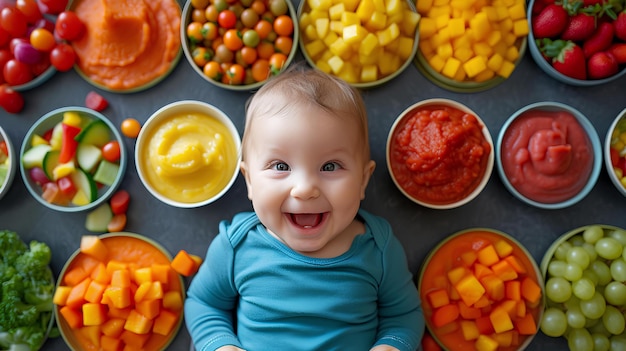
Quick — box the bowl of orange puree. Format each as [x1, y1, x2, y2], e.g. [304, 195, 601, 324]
[69, 0, 182, 93]
[386, 98, 494, 209]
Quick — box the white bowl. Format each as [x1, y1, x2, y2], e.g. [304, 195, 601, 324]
[604, 107, 626, 198]
[136, 100, 241, 208]
[386, 98, 494, 209]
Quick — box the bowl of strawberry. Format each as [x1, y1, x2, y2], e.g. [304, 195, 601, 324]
[528, 0, 626, 86]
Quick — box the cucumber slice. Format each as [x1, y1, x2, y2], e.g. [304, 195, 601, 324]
[70, 168, 97, 203]
[22, 144, 52, 169]
[49, 122, 63, 150]
[42, 150, 60, 180]
[75, 120, 111, 147]
[76, 143, 103, 173]
[0, 164, 8, 186]
[93, 160, 119, 186]
[85, 202, 113, 232]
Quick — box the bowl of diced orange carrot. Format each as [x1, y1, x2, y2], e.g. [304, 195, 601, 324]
[417, 228, 544, 351]
[53, 233, 186, 351]
[414, 0, 529, 92]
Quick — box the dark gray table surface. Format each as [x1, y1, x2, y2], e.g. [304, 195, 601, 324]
[1, 2, 625, 348]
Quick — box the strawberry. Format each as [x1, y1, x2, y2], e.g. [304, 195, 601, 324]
[532, 4, 569, 38]
[583, 21, 614, 57]
[561, 13, 597, 41]
[615, 12, 626, 41]
[587, 51, 619, 79]
[608, 43, 626, 64]
[539, 39, 587, 80]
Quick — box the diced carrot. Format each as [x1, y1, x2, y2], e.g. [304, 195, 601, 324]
[475, 334, 499, 351]
[60, 305, 83, 329]
[162, 291, 183, 311]
[64, 266, 89, 286]
[152, 309, 179, 336]
[505, 280, 521, 301]
[83, 302, 108, 326]
[136, 299, 161, 320]
[431, 303, 460, 328]
[111, 269, 131, 288]
[491, 259, 518, 281]
[480, 274, 505, 301]
[66, 277, 92, 309]
[460, 320, 480, 341]
[458, 301, 481, 319]
[170, 250, 199, 277]
[79, 325, 101, 347]
[447, 266, 470, 285]
[460, 250, 478, 266]
[494, 239, 513, 258]
[100, 334, 122, 351]
[520, 277, 542, 304]
[473, 263, 493, 279]
[53, 286, 72, 306]
[489, 307, 514, 333]
[101, 317, 126, 338]
[84, 280, 107, 304]
[515, 312, 537, 335]
[516, 300, 527, 318]
[120, 330, 151, 348]
[475, 315, 494, 335]
[124, 310, 153, 335]
[80, 235, 109, 262]
[477, 244, 499, 266]
[90, 262, 111, 284]
[151, 264, 171, 284]
[454, 274, 485, 306]
[504, 255, 527, 274]
[498, 299, 517, 317]
[427, 288, 450, 309]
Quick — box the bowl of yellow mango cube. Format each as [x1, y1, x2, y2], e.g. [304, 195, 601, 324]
[414, 0, 529, 93]
[297, 0, 420, 88]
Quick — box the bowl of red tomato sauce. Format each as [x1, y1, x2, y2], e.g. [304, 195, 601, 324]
[386, 98, 494, 209]
[496, 102, 602, 209]
[417, 228, 544, 351]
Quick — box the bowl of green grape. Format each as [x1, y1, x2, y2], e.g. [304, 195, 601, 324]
[539, 224, 626, 350]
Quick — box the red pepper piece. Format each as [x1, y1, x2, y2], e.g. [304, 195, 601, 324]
[57, 176, 77, 198]
[58, 123, 81, 163]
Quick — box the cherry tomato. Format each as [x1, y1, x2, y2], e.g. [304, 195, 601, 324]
[109, 189, 130, 214]
[0, 26, 9, 47]
[223, 28, 243, 51]
[186, 21, 204, 43]
[224, 63, 245, 84]
[273, 15, 293, 36]
[120, 118, 141, 138]
[204, 4, 219, 22]
[0, 7, 28, 38]
[239, 46, 257, 65]
[254, 19, 272, 39]
[102, 140, 121, 162]
[251, 58, 269, 82]
[38, 0, 69, 15]
[49, 43, 76, 71]
[30, 28, 56, 52]
[268, 52, 287, 71]
[0, 84, 24, 113]
[217, 9, 236, 29]
[202, 21, 219, 41]
[16, 0, 42, 24]
[257, 41, 274, 59]
[30, 56, 51, 76]
[250, 0, 265, 14]
[3, 59, 33, 86]
[0, 141, 7, 156]
[85, 91, 108, 112]
[55, 11, 85, 41]
[203, 60, 223, 81]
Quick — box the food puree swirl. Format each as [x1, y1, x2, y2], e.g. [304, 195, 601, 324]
[500, 110, 593, 204]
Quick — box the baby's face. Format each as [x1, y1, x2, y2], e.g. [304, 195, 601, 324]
[240, 104, 375, 257]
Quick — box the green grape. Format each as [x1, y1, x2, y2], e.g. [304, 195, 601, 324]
[556, 241, 573, 261]
[604, 281, 626, 306]
[592, 333, 611, 351]
[610, 258, 626, 282]
[572, 277, 596, 300]
[609, 229, 626, 246]
[548, 259, 567, 277]
[546, 276, 572, 303]
[567, 305, 587, 329]
[589, 318, 611, 336]
[590, 260, 613, 286]
[603, 305, 625, 335]
[565, 295, 582, 310]
[583, 226, 605, 244]
[564, 263, 584, 281]
[596, 237, 624, 260]
[582, 242, 598, 262]
[586, 317, 601, 328]
[582, 269, 599, 285]
[541, 307, 568, 337]
[580, 292, 606, 320]
[610, 334, 626, 351]
[567, 246, 591, 269]
[570, 235, 585, 247]
[568, 328, 594, 351]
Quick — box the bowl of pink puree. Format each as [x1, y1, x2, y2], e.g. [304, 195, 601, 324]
[496, 102, 601, 209]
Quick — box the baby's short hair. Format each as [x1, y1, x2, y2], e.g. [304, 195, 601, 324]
[243, 65, 370, 159]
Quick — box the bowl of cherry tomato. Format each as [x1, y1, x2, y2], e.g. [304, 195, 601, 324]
[19, 106, 127, 212]
[605, 107, 626, 198]
[0, 124, 17, 201]
[181, 0, 299, 91]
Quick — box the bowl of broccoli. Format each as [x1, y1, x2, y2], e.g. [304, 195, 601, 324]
[0, 230, 56, 351]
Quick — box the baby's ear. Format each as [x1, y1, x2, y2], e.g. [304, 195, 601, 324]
[360, 160, 376, 199]
[239, 161, 253, 200]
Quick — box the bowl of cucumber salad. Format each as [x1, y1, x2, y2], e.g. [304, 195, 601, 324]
[19, 106, 127, 212]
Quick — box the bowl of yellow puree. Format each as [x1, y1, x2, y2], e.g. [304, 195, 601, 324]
[135, 100, 241, 208]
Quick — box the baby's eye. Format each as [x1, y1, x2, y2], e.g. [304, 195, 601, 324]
[321, 162, 340, 172]
[271, 162, 290, 171]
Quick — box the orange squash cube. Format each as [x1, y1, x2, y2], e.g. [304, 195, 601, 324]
[162, 291, 183, 311]
[133, 267, 153, 284]
[80, 235, 109, 262]
[480, 274, 505, 301]
[171, 250, 199, 277]
[83, 302, 108, 326]
[151, 263, 172, 284]
[120, 330, 151, 348]
[520, 277, 542, 304]
[458, 301, 481, 319]
[505, 280, 521, 301]
[477, 244, 499, 266]
[134, 281, 152, 303]
[432, 303, 460, 328]
[460, 250, 478, 266]
[504, 255, 527, 274]
[104, 286, 131, 309]
[427, 288, 450, 308]
[59, 305, 83, 329]
[475, 334, 499, 351]
[90, 262, 111, 284]
[63, 266, 89, 286]
[152, 309, 180, 336]
[492, 330, 515, 347]
[84, 280, 107, 304]
[460, 320, 480, 341]
[455, 274, 485, 306]
[515, 312, 537, 335]
[111, 269, 131, 288]
[124, 310, 153, 334]
[475, 315, 494, 335]
[66, 277, 92, 309]
[106, 260, 128, 276]
[494, 239, 513, 258]
[101, 317, 126, 338]
[144, 281, 164, 300]
[79, 325, 101, 347]
[490, 307, 514, 333]
[491, 259, 518, 281]
[136, 298, 161, 320]
[53, 286, 72, 306]
[100, 334, 122, 351]
[447, 266, 470, 284]
[473, 263, 494, 279]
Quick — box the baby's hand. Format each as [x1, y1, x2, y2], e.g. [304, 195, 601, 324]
[216, 346, 246, 351]
[369, 345, 400, 351]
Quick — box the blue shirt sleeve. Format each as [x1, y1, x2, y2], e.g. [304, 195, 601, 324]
[184, 221, 242, 351]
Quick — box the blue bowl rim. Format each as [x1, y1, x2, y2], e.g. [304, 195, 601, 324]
[19, 106, 127, 212]
[496, 101, 602, 209]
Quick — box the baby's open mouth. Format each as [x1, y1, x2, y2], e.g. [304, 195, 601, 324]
[289, 213, 324, 228]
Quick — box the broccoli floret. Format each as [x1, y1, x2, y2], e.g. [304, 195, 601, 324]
[0, 231, 27, 265]
[0, 326, 45, 351]
[0, 275, 39, 330]
[14, 241, 52, 278]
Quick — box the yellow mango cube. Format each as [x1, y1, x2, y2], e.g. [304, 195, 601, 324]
[359, 32, 380, 56]
[367, 11, 387, 31]
[487, 53, 504, 72]
[395, 36, 414, 60]
[475, 334, 499, 351]
[460, 320, 480, 341]
[435, 14, 449, 29]
[329, 3, 345, 20]
[497, 60, 516, 78]
[419, 17, 437, 39]
[356, 0, 375, 21]
[437, 42, 453, 59]
[401, 11, 420, 37]
[343, 24, 367, 44]
[329, 37, 351, 59]
[315, 18, 330, 38]
[342, 0, 360, 11]
[469, 12, 490, 41]
[315, 59, 332, 73]
[377, 22, 400, 46]
[417, 0, 434, 14]
[442, 57, 461, 78]
[378, 50, 400, 75]
[482, 6, 498, 21]
[299, 12, 312, 28]
[360, 64, 378, 82]
[322, 31, 339, 47]
[337, 62, 359, 82]
[83, 303, 107, 325]
[304, 24, 318, 40]
[495, 5, 509, 20]
[473, 41, 493, 56]
[447, 17, 465, 38]
[372, 0, 385, 12]
[463, 55, 487, 78]
[505, 46, 520, 61]
[305, 40, 326, 59]
[385, 0, 402, 16]
[513, 18, 529, 36]
[124, 310, 153, 335]
[330, 20, 344, 34]
[327, 55, 345, 74]
[309, 8, 330, 21]
[508, 3, 526, 20]
[490, 307, 514, 333]
[428, 54, 446, 73]
[308, 0, 332, 11]
[455, 274, 486, 306]
[341, 11, 359, 26]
